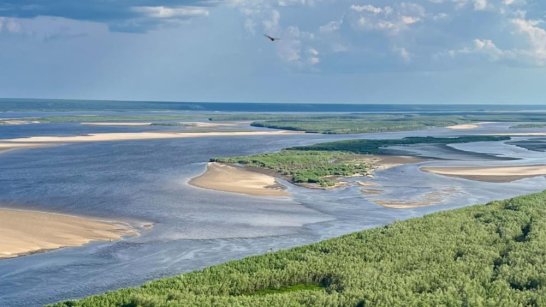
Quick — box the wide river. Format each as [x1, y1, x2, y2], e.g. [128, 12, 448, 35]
[0, 120, 545, 306]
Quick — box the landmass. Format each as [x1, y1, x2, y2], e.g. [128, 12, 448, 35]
[0, 208, 138, 259]
[0, 130, 301, 151]
[189, 162, 289, 197]
[53, 190, 546, 306]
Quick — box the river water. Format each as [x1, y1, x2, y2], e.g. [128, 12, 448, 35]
[0, 120, 545, 306]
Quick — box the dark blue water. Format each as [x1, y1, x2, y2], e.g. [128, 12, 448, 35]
[2, 98, 546, 113]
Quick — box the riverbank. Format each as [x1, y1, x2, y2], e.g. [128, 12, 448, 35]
[421, 165, 546, 182]
[0, 208, 137, 259]
[189, 162, 289, 197]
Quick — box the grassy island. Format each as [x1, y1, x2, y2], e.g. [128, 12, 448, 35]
[212, 136, 509, 187]
[54, 190, 546, 306]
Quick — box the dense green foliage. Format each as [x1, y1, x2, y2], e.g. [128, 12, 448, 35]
[290, 136, 510, 154]
[511, 123, 546, 129]
[247, 113, 546, 134]
[212, 150, 371, 186]
[54, 190, 546, 306]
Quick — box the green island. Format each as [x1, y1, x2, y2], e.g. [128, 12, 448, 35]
[212, 136, 509, 187]
[54, 190, 546, 306]
[216, 113, 546, 134]
[511, 123, 546, 129]
[212, 150, 372, 187]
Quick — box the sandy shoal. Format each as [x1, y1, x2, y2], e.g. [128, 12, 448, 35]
[81, 122, 152, 126]
[421, 165, 546, 182]
[0, 130, 300, 150]
[189, 162, 289, 197]
[0, 208, 137, 259]
[447, 123, 480, 130]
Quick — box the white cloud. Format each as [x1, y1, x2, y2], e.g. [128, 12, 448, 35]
[0, 17, 22, 33]
[512, 18, 546, 64]
[131, 6, 209, 19]
[350, 3, 425, 34]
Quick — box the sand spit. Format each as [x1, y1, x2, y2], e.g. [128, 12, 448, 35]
[447, 124, 480, 130]
[0, 130, 300, 150]
[421, 165, 546, 182]
[0, 208, 137, 259]
[189, 162, 289, 197]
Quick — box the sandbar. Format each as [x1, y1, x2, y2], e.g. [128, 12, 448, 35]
[0, 208, 137, 259]
[189, 162, 289, 197]
[447, 123, 480, 130]
[421, 165, 546, 182]
[0, 130, 300, 150]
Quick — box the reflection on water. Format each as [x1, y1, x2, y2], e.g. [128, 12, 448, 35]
[0, 121, 545, 306]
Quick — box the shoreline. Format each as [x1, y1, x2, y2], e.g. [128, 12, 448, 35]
[421, 165, 546, 182]
[0, 130, 301, 151]
[189, 162, 289, 197]
[0, 208, 139, 259]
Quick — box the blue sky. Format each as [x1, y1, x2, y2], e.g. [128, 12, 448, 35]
[0, 0, 545, 104]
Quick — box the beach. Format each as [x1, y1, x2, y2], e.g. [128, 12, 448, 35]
[189, 162, 289, 197]
[447, 123, 480, 130]
[0, 208, 137, 259]
[0, 130, 300, 150]
[421, 165, 546, 182]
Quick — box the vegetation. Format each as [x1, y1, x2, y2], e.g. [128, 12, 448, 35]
[511, 123, 546, 129]
[212, 150, 371, 187]
[54, 190, 546, 306]
[212, 136, 508, 186]
[290, 136, 511, 155]
[244, 113, 546, 134]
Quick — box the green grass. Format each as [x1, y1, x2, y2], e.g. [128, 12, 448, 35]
[212, 150, 371, 187]
[53, 190, 546, 306]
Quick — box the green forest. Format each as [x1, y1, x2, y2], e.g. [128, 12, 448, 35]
[54, 190, 546, 306]
[244, 113, 546, 134]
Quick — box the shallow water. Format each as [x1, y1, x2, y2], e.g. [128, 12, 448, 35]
[0, 121, 545, 306]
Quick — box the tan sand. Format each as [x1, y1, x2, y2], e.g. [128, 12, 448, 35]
[81, 122, 153, 126]
[373, 188, 459, 209]
[189, 162, 289, 197]
[447, 123, 480, 130]
[0, 130, 300, 150]
[0, 120, 40, 125]
[0, 208, 137, 259]
[421, 165, 546, 182]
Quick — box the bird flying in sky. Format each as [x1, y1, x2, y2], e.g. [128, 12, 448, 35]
[264, 34, 280, 42]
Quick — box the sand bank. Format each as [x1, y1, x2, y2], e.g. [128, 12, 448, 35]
[0, 208, 137, 259]
[0, 130, 299, 150]
[189, 162, 289, 197]
[447, 123, 480, 130]
[421, 165, 546, 182]
[0, 120, 40, 125]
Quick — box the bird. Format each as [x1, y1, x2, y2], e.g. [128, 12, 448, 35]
[264, 34, 280, 42]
